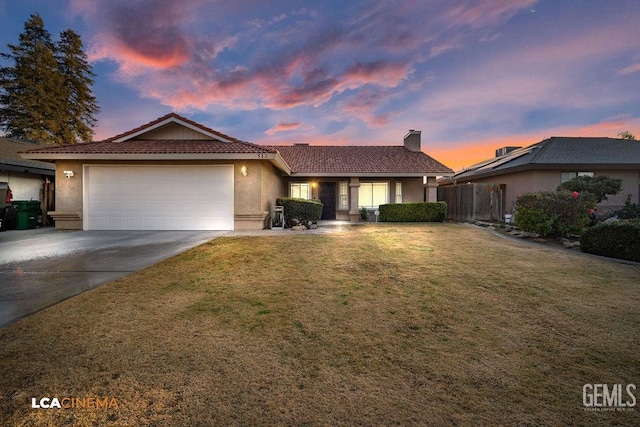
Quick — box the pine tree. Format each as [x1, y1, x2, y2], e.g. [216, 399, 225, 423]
[56, 29, 99, 143]
[0, 14, 99, 144]
[0, 14, 65, 143]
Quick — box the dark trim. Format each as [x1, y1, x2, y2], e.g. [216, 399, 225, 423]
[453, 163, 640, 182]
[0, 163, 55, 176]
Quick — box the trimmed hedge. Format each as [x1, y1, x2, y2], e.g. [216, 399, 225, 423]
[276, 197, 323, 228]
[580, 220, 640, 262]
[379, 202, 447, 222]
[514, 190, 595, 237]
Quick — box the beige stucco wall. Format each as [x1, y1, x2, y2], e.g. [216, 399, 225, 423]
[133, 122, 215, 140]
[233, 159, 287, 230]
[50, 160, 84, 229]
[467, 168, 640, 215]
[51, 160, 287, 230]
[594, 170, 639, 207]
[261, 162, 286, 226]
[401, 177, 426, 203]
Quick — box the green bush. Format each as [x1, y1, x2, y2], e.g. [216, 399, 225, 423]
[359, 207, 369, 221]
[379, 202, 447, 222]
[514, 191, 595, 237]
[557, 175, 622, 203]
[617, 195, 640, 219]
[580, 220, 640, 262]
[276, 197, 323, 228]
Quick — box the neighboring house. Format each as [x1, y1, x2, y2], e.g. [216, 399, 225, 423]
[0, 137, 55, 216]
[21, 113, 453, 231]
[440, 137, 640, 218]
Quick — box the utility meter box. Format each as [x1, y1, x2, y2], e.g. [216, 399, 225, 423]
[273, 206, 284, 229]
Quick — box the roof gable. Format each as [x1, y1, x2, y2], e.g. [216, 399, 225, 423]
[18, 115, 289, 172]
[107, 113, 240, 143]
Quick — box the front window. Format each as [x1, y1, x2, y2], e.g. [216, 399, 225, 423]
[561, 171, 594, 183]
[338, 182, 348, 210]
[290, 182, 311, 199]
[395, 182, 403, 203]
[359, 182, 389, 208]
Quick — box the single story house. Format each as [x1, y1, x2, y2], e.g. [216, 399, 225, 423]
[21, 113, 453, 230]
[1, 138, 55, 220]
[439, 137, 640, 218]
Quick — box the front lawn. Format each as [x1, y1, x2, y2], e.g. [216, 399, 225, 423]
[1, 224, 638, 426]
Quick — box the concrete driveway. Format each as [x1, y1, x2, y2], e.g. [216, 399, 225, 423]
[0, 227, 227, 327]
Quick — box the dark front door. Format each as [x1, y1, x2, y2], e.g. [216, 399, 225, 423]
[318, 183, 336, 220]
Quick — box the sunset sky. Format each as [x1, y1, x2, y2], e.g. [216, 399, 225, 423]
[1, 0, 639, 170]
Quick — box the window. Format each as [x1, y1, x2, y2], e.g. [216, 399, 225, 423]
[561, 171, 594, 183]
[359, 182, 389, 208]
[338, 182, 348, 210]
[290, 182, 311, 199]
[395, 182, 403, 203]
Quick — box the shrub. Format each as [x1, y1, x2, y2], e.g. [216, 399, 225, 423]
[580, 220, 640, 262]
[514, 191, 595, 237]
[379, 202, 447, 222]
[617, 194, 640, 219]
[557, 175, 622, 203]
[359, 207, 368, 221]
[276, 197, 323, 228]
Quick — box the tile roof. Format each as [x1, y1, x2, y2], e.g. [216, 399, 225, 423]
[21, 139, 276, 155]
[268, 145, 454, 175]
[18, 113, 454, 176]
[451, 137, 640, 181]
[106, 112, 241, 143]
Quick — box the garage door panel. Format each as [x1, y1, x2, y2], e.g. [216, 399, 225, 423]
[86, 165, 234, 230]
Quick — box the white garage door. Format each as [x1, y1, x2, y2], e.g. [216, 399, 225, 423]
[85, 165, 234, 230]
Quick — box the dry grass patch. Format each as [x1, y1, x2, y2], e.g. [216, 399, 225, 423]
[1, 224, 639, 426]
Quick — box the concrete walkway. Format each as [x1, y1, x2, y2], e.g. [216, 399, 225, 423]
[0, 228, 226, 327]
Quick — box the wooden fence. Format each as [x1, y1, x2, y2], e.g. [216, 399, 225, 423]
[437, 183, 504, 221]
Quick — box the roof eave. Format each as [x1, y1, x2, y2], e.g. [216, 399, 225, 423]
[270, 153, 292, 175]
[21, 153, 279, 161]
[451, 161, 640, 182]
[0, 162, 56, 176]
[289, 172, 453, 178]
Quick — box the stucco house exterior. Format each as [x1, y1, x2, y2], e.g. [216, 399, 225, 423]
[21, 113, 453, 230]
[1, 138, 55, 220]
[439, 137, 640, 218]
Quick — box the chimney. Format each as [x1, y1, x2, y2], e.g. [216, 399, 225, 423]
[404, 130, 421, 152]
[495, 146, 521, 157]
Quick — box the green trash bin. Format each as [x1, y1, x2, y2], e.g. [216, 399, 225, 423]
[13, 200, 40, 230]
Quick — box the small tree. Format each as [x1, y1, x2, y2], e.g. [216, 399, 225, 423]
[617, 131, 636, 140]
[557, 175, 622, 204]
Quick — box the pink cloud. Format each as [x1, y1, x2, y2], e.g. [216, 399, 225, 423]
[265, 121, 302, 135]
[77, 0, 209, 71]
[442, 0, 537, 30]
[619, 62, 640, 75]
[73, 0, 545, 130]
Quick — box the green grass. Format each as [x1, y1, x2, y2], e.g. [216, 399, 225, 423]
[0, 223, 639, 426]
